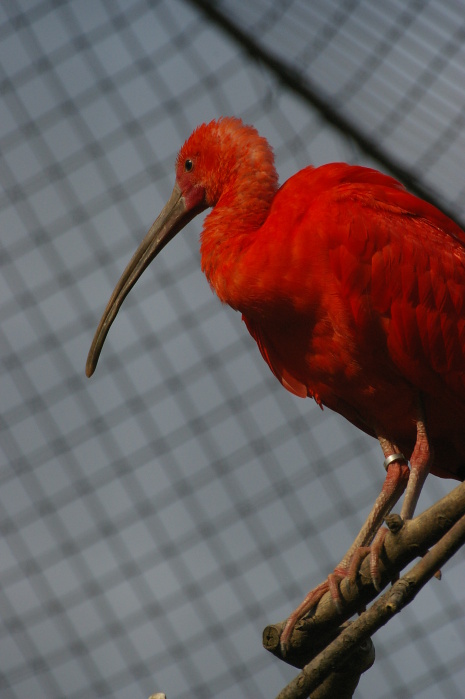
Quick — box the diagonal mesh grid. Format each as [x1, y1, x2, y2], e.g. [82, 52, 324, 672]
[1, 1, 465, 698]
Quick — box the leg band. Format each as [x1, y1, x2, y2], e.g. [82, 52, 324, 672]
[383, 452, 406, 471]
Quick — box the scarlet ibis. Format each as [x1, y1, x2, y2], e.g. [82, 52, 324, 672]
[86, 117, 465, 650]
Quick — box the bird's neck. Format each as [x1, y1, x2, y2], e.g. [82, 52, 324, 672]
[200, 168, 279, 308]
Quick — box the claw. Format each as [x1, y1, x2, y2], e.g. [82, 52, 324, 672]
[327, 572, 344, 613]
[370, 527, 388, 590]
[280, 580, 332, 653]
[280, 568, 352, 652]
[347, 546, 371, 582]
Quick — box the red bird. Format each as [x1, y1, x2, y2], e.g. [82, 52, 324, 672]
[86, 117, 465, 650]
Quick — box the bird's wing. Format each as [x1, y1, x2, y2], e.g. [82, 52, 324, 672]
[320, 169, 465, 400]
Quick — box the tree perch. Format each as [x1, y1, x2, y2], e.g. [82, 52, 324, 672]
[264, 480, 465, 698]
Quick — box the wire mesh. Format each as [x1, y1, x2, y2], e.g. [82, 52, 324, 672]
[1, 1, 465, 698]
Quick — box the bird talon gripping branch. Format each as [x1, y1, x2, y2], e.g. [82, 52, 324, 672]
[87, 117, 465, 650]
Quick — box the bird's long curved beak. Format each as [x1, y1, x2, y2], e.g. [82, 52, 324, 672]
[86, 182, 197, 377]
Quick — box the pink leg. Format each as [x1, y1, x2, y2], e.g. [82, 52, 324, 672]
[338, 450, 409, 571]
[400, 415, 432, 519]
[370, 408, 433, 585]
[280, 442, 409, 652]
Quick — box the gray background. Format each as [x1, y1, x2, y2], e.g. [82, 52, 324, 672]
[2, 1, 465, 697]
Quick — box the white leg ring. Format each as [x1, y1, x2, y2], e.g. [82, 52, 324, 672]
[383, 452, 407, 471]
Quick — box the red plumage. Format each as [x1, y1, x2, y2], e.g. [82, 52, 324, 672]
[87, 117, 465, 649]
[234, 163, 465, 481]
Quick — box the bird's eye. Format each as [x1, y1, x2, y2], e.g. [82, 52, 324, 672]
[184, 159, 193, 172]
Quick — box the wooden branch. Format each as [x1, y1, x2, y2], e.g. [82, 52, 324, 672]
[297, 631, 374, 699]
[264, 479, 465, 670]
[273, 510, 465, 699]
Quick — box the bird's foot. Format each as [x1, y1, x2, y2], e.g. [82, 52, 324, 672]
[369, 513, 414, 588]
[280, 565, 356, 653]
[279, 536, 395, 653]
[280, 580, 330, 653]
[350, 520, 405, 592]
[279, 455, 412, 654]
[369, 526, 389, 591]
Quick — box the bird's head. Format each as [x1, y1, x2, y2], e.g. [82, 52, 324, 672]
[86, 117, 277, 377]
[174, 117, 277, 209]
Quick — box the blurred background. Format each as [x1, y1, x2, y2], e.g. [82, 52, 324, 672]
[2, 1, 465, 697]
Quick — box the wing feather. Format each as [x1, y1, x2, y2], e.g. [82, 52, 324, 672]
[328, 173, 465, 397]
